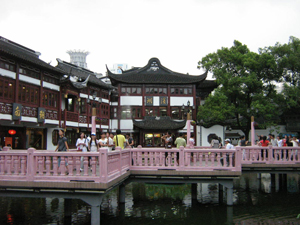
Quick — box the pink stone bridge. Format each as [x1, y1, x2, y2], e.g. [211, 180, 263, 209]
[0, 146, 300, 189]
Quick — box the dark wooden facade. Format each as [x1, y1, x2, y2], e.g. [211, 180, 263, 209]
[0, 37, 112, 149]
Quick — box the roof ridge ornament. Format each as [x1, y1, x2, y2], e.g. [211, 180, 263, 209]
[147, 61, 159, 72]
[70, 75, 90, 89]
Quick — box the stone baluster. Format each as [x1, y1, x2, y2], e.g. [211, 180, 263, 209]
[53, 156, 58, 176]
[45, 156, 51, 176]
[83, 156, 89, 176]
[75, 156, 81, 175]
[27, 148, 36, 181]
[20, 156, 26, 175]
[6, 156, 12, 175]
[38, 156, 44, 175]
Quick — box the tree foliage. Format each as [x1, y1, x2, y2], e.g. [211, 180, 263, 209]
[197, 40, 282, 138]
[261, 36, 300, 114]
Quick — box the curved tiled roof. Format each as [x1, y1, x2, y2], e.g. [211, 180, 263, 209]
[0, 36, 64, 74]
[133, 116, 186, 130]
[107, 58, 208, 86]
[56, 59, 113, 89]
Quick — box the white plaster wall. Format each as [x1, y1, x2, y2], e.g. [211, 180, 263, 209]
[46, 128, 57, 150]
[43, 82, 60, 91]
[153, 96, 160, 106]
[102, 99, 109, 104]
[45, 119, 59, 125]
[170, 97, 194, 106]
[120, 96, 142, 106]
[197, 125, 224, 146]
[0, 68, 16, 79]
[111, 119, 118, 130]
[120, 119, 133, 130]
[79, 93, 88, 98]
[21, 116, 37, 123]
[19, 74, 41, 86]
[78, 123, 88, 127]
[66, 121, 78, 127]
[0, 114, 12, 120]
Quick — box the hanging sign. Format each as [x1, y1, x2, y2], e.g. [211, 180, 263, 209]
[160, 96, 168, 106]
[37, 107, 46, 123]
[145, 96, 153, 106]
[12, 103, 22, 120]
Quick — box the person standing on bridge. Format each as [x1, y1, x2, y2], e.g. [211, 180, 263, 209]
[55, 129, 69, 169]
[174, 133, 186, 165]
[98, 132, 108, 149]
[89, 133, 98, 152]
[113, 129, 126, 149]
[76, 132, 88, 172]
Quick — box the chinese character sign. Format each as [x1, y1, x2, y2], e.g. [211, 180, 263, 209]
[38, 107, 46, 123]
[160, 96, 168, 106]
[145, 96, 153, 106]
[12, 103, 22, 120]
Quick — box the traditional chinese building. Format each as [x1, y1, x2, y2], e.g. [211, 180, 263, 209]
[0, 37, 112, 149]
[0, 36, 65, 149]
[107, 58, 217, 146]
[55, 59, 112, 148]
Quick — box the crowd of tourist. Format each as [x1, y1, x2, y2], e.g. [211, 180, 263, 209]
[55, 129, 134, 154]
[255, 134, 299, 147]
[209, 133, 300, 150]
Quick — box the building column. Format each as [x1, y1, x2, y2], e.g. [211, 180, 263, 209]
[81, 194, 103, 225]
[226, 186, 233, 206]
[221, 180, 234, 206]
[91, 205, 101, 225]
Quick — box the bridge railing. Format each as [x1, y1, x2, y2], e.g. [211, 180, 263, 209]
[0, 147, 130, 183]
[1, 146, 300, 183]
[130, 146, 241, 171]
[236, 146, 300, 164]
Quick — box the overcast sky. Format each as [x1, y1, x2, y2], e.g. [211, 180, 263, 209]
[1, 0, 300, 77]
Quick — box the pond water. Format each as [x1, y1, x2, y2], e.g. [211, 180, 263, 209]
[1, 173, 300, 225]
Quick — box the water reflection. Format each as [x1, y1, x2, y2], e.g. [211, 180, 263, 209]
[0, 173, 300, 224]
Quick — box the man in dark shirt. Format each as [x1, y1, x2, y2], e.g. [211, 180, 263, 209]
[240, 135, 248, 146]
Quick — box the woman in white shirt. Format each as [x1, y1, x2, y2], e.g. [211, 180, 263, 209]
[98, 132, 108, 149]
[89, 133, 98, 152]
[107, 132, 114, 152]
[76, 132, 88, 171]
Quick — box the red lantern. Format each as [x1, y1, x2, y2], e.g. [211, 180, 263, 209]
[8, 130, 16, 135]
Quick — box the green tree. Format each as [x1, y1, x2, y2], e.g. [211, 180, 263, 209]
[197, 40, 282, 139]
[261, 36, 300, 114]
